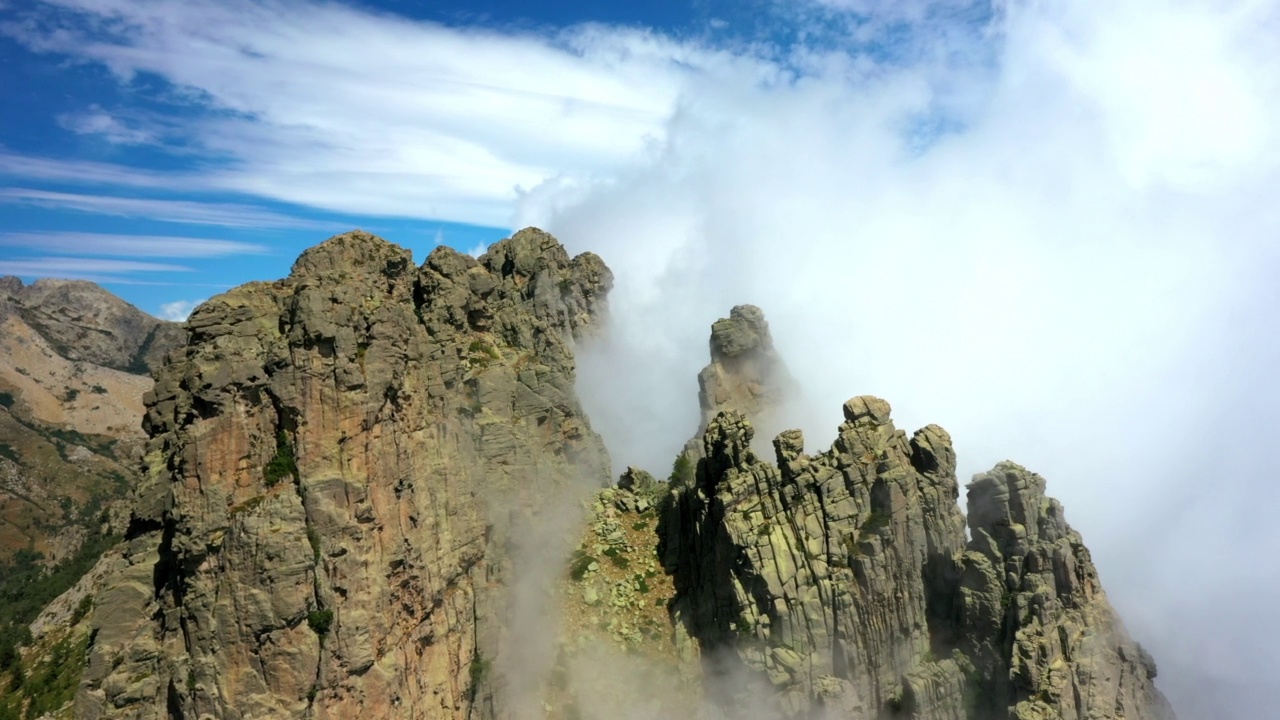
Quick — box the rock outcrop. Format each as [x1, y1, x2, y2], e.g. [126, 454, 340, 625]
[959, 463, 1175, 719]
[685, 304, 792, 459]
[660, 398, 1174, 720]
[15, 229, 1175, 720]
[77, 229, 613, 720]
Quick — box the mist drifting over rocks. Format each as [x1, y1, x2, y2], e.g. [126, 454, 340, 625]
[522, 3, 1280, 717]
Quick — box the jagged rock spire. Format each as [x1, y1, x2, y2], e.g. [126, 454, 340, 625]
[661, 397, 1176, 720]
[685, 304, 794, 459]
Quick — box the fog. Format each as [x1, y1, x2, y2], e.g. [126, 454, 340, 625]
[518, 1, 1280, 716]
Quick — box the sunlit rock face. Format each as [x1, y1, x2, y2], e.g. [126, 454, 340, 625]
[70, 228, 1175, 720]
[80, 228, 612, 719]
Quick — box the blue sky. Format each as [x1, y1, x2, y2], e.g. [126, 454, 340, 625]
[0, 0, 992, 318]
[0, 0, 727, 317]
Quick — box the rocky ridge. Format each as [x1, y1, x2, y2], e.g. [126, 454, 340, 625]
[0, 278, 181, 560]
[0, 277, 184, 720]
[77, 229, 613, 719]
[658, 397, 1173, 719]
[1, 228, 1176, 720]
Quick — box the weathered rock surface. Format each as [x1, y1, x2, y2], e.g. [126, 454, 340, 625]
[660, 399, 1175, 720]
[958, 463, 1175, 720]
[78, 228, 613, 720]
[27, 233, 1176, 720]
[685, 304, 792, 460]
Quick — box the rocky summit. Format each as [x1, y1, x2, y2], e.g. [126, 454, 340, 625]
[0, 228, 1174, 720]
[659, 403, 1172, 720]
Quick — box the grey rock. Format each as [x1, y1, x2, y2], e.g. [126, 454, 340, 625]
[661, 400, 1175, 720]
[81, 228, 613, 720]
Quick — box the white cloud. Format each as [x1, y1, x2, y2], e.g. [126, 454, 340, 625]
[0, 151, 191, 189]
[0, 257, 192, 284]
[0, 188, 333, 229]
[5, 0, 779, 227]
[57, 104, 157, 144]
[0, 231, 266, 257]
[157, 299, 201, 321]
[517, 2, 1280, 717]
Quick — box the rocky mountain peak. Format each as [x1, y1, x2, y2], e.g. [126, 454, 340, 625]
[290, 228, 414, 279]
[842, 394, 893, 425]
[80, 227, 613, 720]
[0, 273, 184, 571]
[967, 461, 1063, 551]
[709, 303, 771, 360]
[2, 229, 1176, 720]
[661, 385, 1172, 718]
[0, 274, 183, 374]
[690, 304, 794, 460]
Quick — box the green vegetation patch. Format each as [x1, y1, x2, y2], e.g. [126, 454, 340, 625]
[0, 530, 119, 680]
[263, 430, 299, 487]
[467, 654, 490, 702]
[307, 609, 333, 637]
[669, 451, 694, 486]
[0, 627, 88, 717]
[568, 550, 596, 582]
[602, 547, 630, 570]
[0, 444, 17, 464]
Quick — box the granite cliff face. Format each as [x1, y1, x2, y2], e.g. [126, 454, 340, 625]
[78, 229, 612, 719]
[12, 228, 1173, 720]
[659, 401, 1173, 720]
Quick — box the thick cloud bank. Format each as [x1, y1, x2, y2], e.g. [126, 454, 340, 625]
[520, 2, 1280, 717]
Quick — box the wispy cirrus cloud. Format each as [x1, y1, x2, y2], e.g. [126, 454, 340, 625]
[0, 257, 191, 283]
[0, 151, 189, 190]
[0, 188, 333, 229]
[0, 231, 267, 257]
[2, 0, 782, 226]
[56, 105, 157, 144]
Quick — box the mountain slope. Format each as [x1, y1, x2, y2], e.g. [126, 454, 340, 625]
[4, 229, 1174, 720]
[0, 277, 184, 719]
[79, 229, 612, 719]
